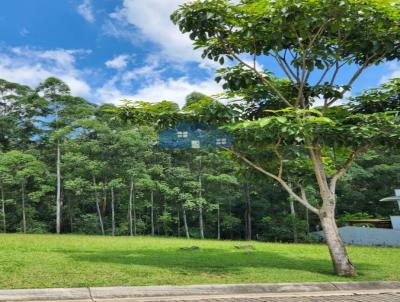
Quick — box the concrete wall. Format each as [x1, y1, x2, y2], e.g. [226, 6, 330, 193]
[314, 226, 400, 247]
[391, 216, 400, 230]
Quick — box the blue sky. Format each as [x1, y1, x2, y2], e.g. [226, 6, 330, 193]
[0, 0, 398, 107]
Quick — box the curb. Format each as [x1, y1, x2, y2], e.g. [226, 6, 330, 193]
[0, 281, 399, 301]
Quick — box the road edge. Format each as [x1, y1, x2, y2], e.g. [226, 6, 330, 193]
[0, 281, 399, 301]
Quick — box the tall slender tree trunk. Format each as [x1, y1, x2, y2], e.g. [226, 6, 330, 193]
[177, 209, 181, 237]
[182, 205, 190, 239]
[163, 200, 168, 236]
[305, 208, 310, 235]
[56, 140, 61, 234]
[111, 186, 115, 236]
[150, 190, 154, 236]
[217, 203, 221, 240]
[245, 184, 252, 240]
[300, 188, 310, 235]
[133, 186, 137, 236]
[128, 180, 134, 236]
[156, 208, 160, 235]
[198, 175, 204, 239]
[21, 183, 26, 234]
[229, 200, 233, 240]
[319, 198, 356, 276]
[230, 142, 357, 276]
[68, 195, 73, 233]
[289, 199, 298, 243]
[102, 185, 107, 215]
[93, 176, 104, 235]
[309, 144, 356, 276]
[199, 205, 204, 239]
[1, 185, 6, 233]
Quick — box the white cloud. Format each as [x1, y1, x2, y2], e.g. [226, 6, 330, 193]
[96, 76, 223, 107]
[0, 42, 221, 107]
[20, 28, 29, 37]
[121, 65, 157, 82]
[120, 55, 162, 84]
[380, 61, 400, 84]
[131, 77, 222, 106]
[0, 47, 91, 96]
[102, 19, 141, 42]
[77, 0, 95, 23]
[108, 0, 202, 63]
[10, 48, 88, 68]
[0, 45, 220, 106]
[105, 54, 130, 69]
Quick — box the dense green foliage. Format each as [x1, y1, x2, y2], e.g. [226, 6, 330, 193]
[1, 234, 400, 288]
[171, 0, 399, 276]
[0, 77, 398, 241]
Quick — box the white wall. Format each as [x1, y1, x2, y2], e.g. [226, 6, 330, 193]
[314, 226, 400, 247]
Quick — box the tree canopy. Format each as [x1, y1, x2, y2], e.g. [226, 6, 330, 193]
[172, 0, 400, 276]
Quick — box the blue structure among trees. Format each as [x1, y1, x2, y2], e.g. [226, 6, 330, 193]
[158, 122, 233, 149]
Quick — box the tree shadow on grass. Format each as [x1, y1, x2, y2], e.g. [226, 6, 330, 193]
[57, 248, 375, 277]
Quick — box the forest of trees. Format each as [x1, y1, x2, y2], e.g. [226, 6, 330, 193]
[0, 76, 399, 241]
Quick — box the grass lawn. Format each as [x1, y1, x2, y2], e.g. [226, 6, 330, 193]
[0, 234, 399, 289]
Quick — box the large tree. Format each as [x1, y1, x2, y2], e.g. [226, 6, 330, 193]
[0, 79, 46, 151]
[172, 0, 400, 276]
[0, 151, 47, 233]
[37, 77, 95, 233]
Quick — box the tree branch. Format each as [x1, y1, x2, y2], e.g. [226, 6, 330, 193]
[225, 147, 319, 214]
[329, 60, 350, 86]
[326, 54, 384, 107]
[273, 52, 300, 84]
[299, 185, 315, 208]
[315, 62, 333, 87]
[216, 30, 293, 108]
[227, 51, 293, 107]
[273, 137, 284, 178]
[329, 143, 369, 193]
[295, 20, 332, 108]
[307, 142, 331, 196]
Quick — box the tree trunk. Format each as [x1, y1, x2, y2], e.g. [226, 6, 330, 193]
[156, 208, 160, 235]
[128, 180, 134, 236]
[102, 185, 107, 215]
[230, 143, 358, 276]
[300, 186, 310, 235]
[111, 186, 115, 236]
[217, 203, 221, 240]
[229, 200, 233, 240]
[21, 183, 26, 234]
[162, 198, 168, 236]
[177, 209, 181, 237]
[56, 141, 61, 234]
[310, 144, 356, 276]
[68, 195, 73, 233]
[199, 205, 204, 239]
[289, 199, 298, 243]
[182, 205, 190, 239]
[133, 186, 137, 236]
[150, 190, 154, 236]
[198, 175, 204, 239]
[245, 184, 252, 240]
[93, 176, 104, 235]
[319, 206, 356, 276]
[1, 185, 6, 233]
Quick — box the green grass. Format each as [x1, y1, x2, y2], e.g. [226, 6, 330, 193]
[0, 234, 399, 289]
